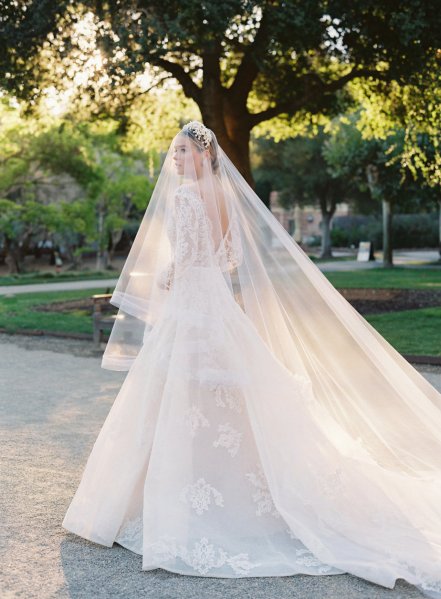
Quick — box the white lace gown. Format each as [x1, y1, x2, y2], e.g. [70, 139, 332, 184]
[62, 186, 441, 596]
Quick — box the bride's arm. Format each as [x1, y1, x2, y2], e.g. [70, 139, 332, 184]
[173, 191, 200, 279]
[157, 190, 200, 289]
[157, 261, 175, 290]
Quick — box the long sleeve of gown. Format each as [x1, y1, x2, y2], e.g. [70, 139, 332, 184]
[156, 188, 202, 289]
[173, 189, 204, 279]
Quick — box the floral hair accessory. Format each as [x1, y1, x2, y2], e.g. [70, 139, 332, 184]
[182, 120, 213, 149]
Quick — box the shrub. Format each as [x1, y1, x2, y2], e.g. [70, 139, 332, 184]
[331, 213, 438, 249]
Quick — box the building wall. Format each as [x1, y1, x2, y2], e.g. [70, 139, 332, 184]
[269, 191, 351, 243]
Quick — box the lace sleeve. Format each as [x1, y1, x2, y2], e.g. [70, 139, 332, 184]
[173, 189, 201, 278]
[216, 213, 243, 272]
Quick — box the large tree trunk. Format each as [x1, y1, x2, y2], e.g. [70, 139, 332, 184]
[4, 237, 21, 274]
[204, 118, 254, 186]
[63, 243, 83, 270]
[320, 211, 334, 259]
[108, 229, 124, 267]
[201, 86, 254, 187]
[4, 234, 29, 274]
[219, 123, 253, 187]
[382, 199, 393, 267]
[319, 194, 337, 259]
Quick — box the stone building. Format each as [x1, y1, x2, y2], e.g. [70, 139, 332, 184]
[269, 190, 351, 244]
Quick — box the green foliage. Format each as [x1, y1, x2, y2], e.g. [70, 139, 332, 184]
[123, 89, 200, 155]
[346, 72, 441, 193]
[323, 114, 433, 210]
[0, 99, 154, 270]
[331, 214, 439, 249]
[253, 130, 351, 208]
[0, 199, 22, 237]
[1, 0, 440, 181]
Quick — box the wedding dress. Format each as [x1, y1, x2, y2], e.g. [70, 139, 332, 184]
[62, 121, 441, 597]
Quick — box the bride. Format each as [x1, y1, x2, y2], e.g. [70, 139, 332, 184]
[62, 121, 441, 597]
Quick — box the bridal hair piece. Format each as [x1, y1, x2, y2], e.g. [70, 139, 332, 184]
[181, 120, 213, 149]
[101, 121, 441, 596]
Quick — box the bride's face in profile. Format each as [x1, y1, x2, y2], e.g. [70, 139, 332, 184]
[172, 135, 207, 178]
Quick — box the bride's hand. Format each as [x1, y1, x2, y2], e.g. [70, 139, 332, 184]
[157, 265, 174, 290]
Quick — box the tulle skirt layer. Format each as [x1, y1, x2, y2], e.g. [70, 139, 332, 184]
[63, 266, 441, 597]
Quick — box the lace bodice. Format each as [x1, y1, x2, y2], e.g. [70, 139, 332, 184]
[166, 184, 243, 278]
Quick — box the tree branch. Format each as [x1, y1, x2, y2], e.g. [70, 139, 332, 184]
[228, 11, 272, 104]
[248, 68, 389, 126]
[153, 57, 202, 103]
[325, 68, 388, 92]
[0, 149, 25, 166]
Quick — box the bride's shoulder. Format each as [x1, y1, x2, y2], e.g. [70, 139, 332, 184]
[175, 183, 202, 203]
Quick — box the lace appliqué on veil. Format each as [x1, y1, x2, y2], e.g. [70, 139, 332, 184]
[284, 528, 337, 574]
[184, 404, 210, 437]
[321, 467, 346, 500]
[246, 463, 281, 519]
[179, 477, 224, 515]
[116, 514, 143, 554]
[294, 548, 336, 574]
[213, 423, 242, 457]
[209, 382, 244, 413]
[149, 535, 254, 576]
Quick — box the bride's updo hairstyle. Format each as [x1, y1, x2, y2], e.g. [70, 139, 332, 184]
[181, 120, 220, 174]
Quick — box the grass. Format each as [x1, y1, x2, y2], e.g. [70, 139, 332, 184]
[0, 270, 119, 286]
[1, 266, 439, 289]
[366, 307, 441, 356]
[0, 270, 440, 356]
[324, 267, 441, 289]
[0, 289, 108, 336]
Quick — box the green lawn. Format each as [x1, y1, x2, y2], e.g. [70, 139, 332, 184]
[0, 270, 119, 286]
[325, 267, 441, 289]
[1, 266, 439, 289]
[325, 268, 441, 355]
[0, 289, 108, 336]
[0, 271, 440, 356]
[366, 307, 441, 356]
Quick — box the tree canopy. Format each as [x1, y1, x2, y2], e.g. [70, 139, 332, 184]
[1, 0, 440, 183]
[0, 100, 154, 272]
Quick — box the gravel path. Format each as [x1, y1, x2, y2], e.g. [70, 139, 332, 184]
[1, 333, 439, 599]
[0, 279, 118, 296]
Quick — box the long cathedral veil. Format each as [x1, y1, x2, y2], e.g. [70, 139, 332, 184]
[99, 121, 441, 596]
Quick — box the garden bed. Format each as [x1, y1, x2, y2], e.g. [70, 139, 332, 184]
[339, 288, 441, 314]
[33, 288, 441, 317]
[35, 297, 98, 315]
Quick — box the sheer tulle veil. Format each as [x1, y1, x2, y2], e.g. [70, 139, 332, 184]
[99, 120, 441, 596]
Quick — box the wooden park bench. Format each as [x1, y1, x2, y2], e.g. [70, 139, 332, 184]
[92, 293, 116, 347]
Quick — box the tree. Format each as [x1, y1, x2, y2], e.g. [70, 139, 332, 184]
[254, 129, 363, 258]
[324, 116, 424, 267]
[0, 101, 92, 272]
[0, 100, 153, 271]
[400, 72, 441, 261]
[1, 1, 440, 184]
[406, 135, 441, 262]
[90, 147, 152, 270]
